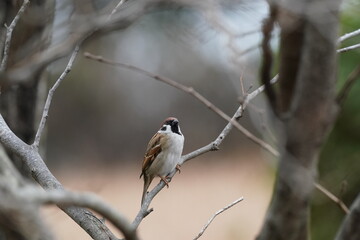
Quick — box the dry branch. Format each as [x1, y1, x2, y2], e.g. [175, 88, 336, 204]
[336, 64, 360, 105]
[338, 28, 360, 43]
[0, 115, 124, 240]
[314, 183, 349, 214]
[0, 0, 30, 71]
[337, 43, 360, 53]
[22, 188, 137, 240]
[193, 197, 244, 240]
[33, 45, 80, 149]
[335, 193, 360, 240]
[84, 52, 278, 157]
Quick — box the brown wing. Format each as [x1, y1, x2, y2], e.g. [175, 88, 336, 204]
[141, 133, 163, 175]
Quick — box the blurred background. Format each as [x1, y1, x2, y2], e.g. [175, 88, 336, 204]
[1, 0, 359, 239]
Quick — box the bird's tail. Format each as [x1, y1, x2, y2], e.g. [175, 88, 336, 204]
[141, 175, 152, 206]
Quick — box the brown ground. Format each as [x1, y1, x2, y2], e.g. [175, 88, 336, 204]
[42, 150, 274, 240]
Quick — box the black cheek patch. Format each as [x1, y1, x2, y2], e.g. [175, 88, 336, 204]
[171, 125, 181, 135]
[161, 126, 167, 131]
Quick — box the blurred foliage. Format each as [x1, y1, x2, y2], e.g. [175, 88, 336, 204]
[312, 1, 360, 239]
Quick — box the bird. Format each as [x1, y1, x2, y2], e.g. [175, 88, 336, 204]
[140, 117, 184, 205]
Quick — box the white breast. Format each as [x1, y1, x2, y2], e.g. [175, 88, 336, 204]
[151, 132, 184, 177]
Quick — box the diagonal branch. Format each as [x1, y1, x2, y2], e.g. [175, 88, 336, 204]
[336, 64, 360, 106]
[108, 0, 126, 20]
[335, 192, 360, 240]
[338, 28, 360, 43]
[33, 45, 80, 149]
[193, 197, 244, 240]
[314, 183, 349, 214]
[84, 52, 278, 157]
[0, 0, 30, 72]
[337, 43, 360, 53]
[0, 115, 125, 240]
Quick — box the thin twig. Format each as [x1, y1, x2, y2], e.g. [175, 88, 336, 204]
[314, 183, 350, 214]
[84, 52, 278, 157]
[338, 28, 360, 43]
[32, 45, 80, 149]
[193, 197, 244, 240]
[183, 75, 279, 163]
[108, 0, 126, 21]
[0, 0, 30, 71]
[336, 64, 360, 105]
[337, 43, 360, 53]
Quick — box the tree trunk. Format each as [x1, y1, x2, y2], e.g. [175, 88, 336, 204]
[257, 0, 341, 239]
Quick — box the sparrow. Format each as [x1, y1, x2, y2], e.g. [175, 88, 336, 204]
[140, 117, 184, 205]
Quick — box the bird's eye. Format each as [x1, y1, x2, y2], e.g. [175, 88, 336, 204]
[161, 126, 167, 131]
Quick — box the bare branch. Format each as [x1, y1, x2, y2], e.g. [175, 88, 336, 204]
[5, 0, 151, 84]
[335, 193, 360, 240]
[338, 28, 360, 43]
[0, 115, 119, 240]
[0, 0, 30, 71]
[84, 52, 278, 157]
[108, 0, 126, 20]
[33, 45, 80, 149]
[22, 188, 138, 240]
[336, 64, 360, 105]
[314, 183, 350, 214]
[337, 43, 360, 53]
[193, 197, 244, 240]
[183, 76, 279, 163]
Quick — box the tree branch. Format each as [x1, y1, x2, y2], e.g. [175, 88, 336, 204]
[0, 115, 122, 240]
[336, 64, 360, 106]
[21, 188, 137, 240]
[338, 28, 360, 43]
[337, 43, 360, 53]
[4, 0, 166, 85]
[314, 183, 349, 214]
[335, 193, 360, 240]
[108, 0, 126, 20]
[84, 52, 278, 157]
[33, 45, 80, 149]
[0, 0, 30, 72]
[193, 197, 244, 240]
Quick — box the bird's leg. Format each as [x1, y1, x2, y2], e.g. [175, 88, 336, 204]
[159, 175, 170, 188]
[176, 164, 181, 174]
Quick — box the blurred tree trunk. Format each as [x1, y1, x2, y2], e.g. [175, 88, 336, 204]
[0, 0, 55, 177]
[257, 0, 341, 239]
